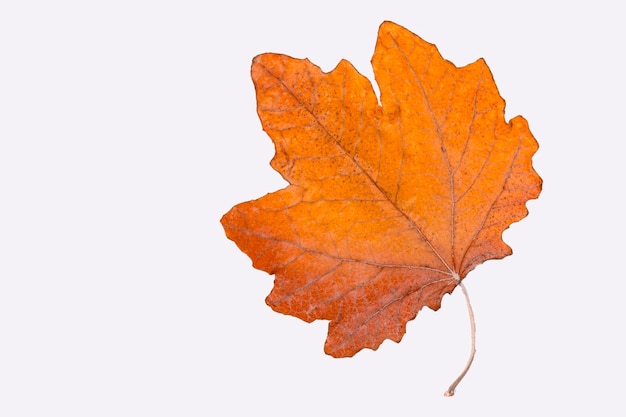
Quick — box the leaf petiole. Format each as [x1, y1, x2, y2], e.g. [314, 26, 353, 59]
[444, 279, 476, 397]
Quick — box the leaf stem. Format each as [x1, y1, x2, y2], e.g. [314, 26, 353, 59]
[444, 280, 476, 397]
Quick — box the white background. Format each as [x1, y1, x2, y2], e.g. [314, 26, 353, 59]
[1, 1, 624, 415]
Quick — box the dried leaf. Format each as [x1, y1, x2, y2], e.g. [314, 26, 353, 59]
[221, 21, 541, 359]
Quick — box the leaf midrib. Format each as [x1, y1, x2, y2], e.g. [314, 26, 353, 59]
[255, 58, 454, 276]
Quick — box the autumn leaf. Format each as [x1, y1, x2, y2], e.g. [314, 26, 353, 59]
[221, 21, 541, 393]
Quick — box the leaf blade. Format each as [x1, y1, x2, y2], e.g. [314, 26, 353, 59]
[221, 21, 542, 357]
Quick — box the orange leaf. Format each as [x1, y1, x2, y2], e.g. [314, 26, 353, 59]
[221, 21, 541, 359]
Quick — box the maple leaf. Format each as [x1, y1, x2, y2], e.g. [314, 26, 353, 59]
[221, 21, 541, 393]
